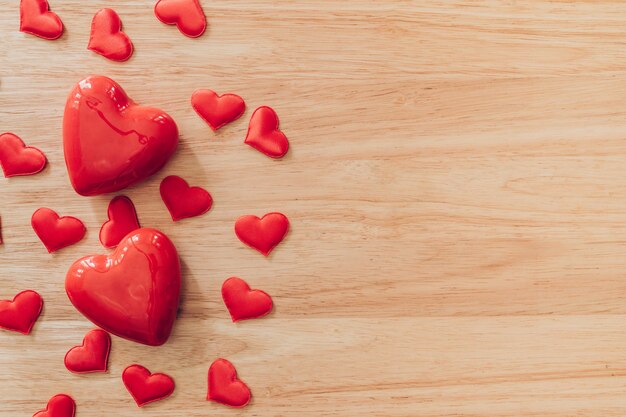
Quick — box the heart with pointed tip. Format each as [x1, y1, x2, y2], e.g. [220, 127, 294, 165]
[0, 290, 43, 334]
[64, 329, 111, 374]
[154, 0, 206, 38]
[160, 175, 212, 221]
[222, 277, 273, 322]
[191, 89, 245, 131]
[88, 8, 133, 62]
[245, 106, 289, 158]
[99, 195, 140, 248]
[234, 212, 289, 256]
[65, 228, 180, 346]
[33, 394, 75, 417]
[20, 0, 63, 40]
[63, 75, 179, 196]
[0, 132, 47, 177]
[31, 208, 86, 253]
[207, 358, 251, 408]
[123, 364, 175, 406]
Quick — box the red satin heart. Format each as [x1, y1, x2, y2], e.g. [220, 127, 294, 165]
[88, 8, 133, 62]
[222, 277, 273, 322]
[154, 0, 206, 38]
[64, 329, 111, 374]
[99, 195, 140, 248]
[65, 228, 181, 346]
[0, 290, 43, 334]
[63, 75, 179, 196]
[191, 90, 245, 131]
[31, 208, 86, 253]
[0, 132, 47, 177]
[245, 106, 289, 158]
[122, 364, 175, 407]
[207, 358, 251, 408]
[160, 175, 212, 221]
[20, 0, 63, 40]
[235, 212, 289, 256]
[33, 394, 75, 417]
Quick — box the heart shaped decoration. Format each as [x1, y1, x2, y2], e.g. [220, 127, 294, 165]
[0, 132, 47, 177]
[64, 329, 111, 374]
[20, 0, 63, 40]
[245, 106, 289, 158]
[207, 358, 251, 408]
[33, 394, 75, 417]
[191, 89, 246, 131]
[31, 208, 86, 253]
[0, 290, 43, 334]
[235, 212, 289, 256]
[63, 75, 179, 196]
[122, 364, 175, 406]
[154, 0, 206, 38]
[88, 8, 133, 62]
[160, 175, 212, 221]
[99, 195, 140, 248]
[222, 277, 273, 322]
[65, 228, 181, 346]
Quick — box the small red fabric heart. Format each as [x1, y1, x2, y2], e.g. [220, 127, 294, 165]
[66, 228, 181, 346]
[191, 90, 245, 131]
[160, 175, 212, 221]
[64, 75, 179, 196]
[99, 195, 140, 248]
[207, 358, 251, 408]
[20, 0, 63, 40]
[0, 290, 43, 334]
[154, 0, 206, 38]
[31, 208, 86, 253]
[64, 329, 111, 374]
[245, 106, 289, 158]
[123, 364, 175, 407]
[235, 212, 289, 256]
[0, 132, 47, 177]
[88, 8, 133, 62]
[33, 394, 75, 417]
[222, 277, 273, 322]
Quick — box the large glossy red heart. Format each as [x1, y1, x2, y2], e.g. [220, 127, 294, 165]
[154, 0, 206, 38]
[221, 277, 273, 322]
[64, 329, 111, 374]
[33, 394, 75, 417]
[88, 8, 133, 62]
[31, 208, 86, 253]
[99, 195, 140, 248]
[63, 75, 179, 196]
[234, 212, 289, 256]
[160, 175, 212, 221]
[207, 358, 251, 408]
[191, 89, 245, 131]
[65, 228, 181, 346]
[245, 106, 289, 158]
[122, 364, 175, 407]
[20, 0, 63, 40]
[0, 290, 43, 334]
[0, 132, 47, 177]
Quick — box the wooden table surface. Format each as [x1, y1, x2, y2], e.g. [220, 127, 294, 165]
[3, 1, 626, 416]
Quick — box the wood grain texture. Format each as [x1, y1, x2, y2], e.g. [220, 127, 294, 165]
[3, 0, 626, 415]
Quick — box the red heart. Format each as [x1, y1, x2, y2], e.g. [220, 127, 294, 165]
[31, 208, 86, 253]
[191, 90, 245, 131]
[65, 228, 181, 346]
[64, 329, 111, 374]
[0, 132, 47, 177]
[0, 290, 43, 334]
[207, 358, 251, 408]
[160, 175, 212, 221]
[63, 75, 179, 196]
[20, 0, 63, 40]
[88, 8, 133, 62]
[122, 364, 175, 407]
[154, 0, 206, 38]
[235, 212, 289, 256]
[245, 106, 289, 158]
[99, 195, 140, 248]
[33, 394, 75, 417]
[221, 277, 273, 322]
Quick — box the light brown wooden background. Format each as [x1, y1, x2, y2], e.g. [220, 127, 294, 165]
[3, 0, 626, 416]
